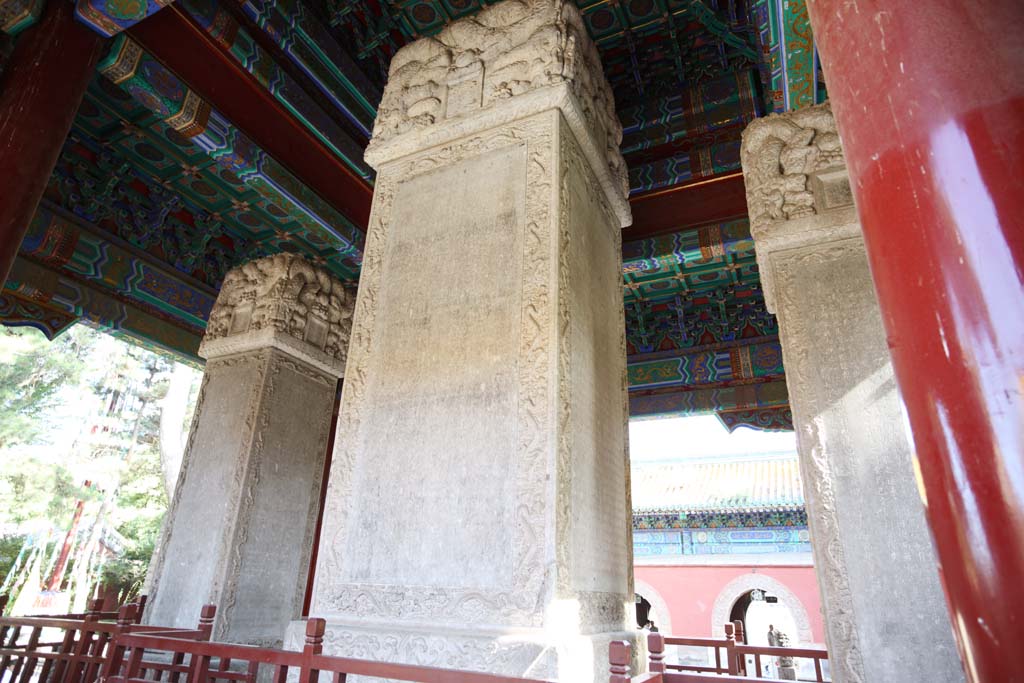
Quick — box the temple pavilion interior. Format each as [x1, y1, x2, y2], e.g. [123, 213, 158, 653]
[0, 1, 1020, 683]
[3, 0, 795, 434]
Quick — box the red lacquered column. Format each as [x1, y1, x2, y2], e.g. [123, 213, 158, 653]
[0, 0, 104, 286]
[805, 1, 1024, 681]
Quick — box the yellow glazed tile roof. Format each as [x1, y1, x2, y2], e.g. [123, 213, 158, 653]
[632, 454, 804, 513]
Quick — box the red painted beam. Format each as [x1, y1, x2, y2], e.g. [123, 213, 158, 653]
[128, 5, 373, 230]
[807, 2, 1024, 681]
[0, 0, 103, 286]
[626, 172, 748, 241]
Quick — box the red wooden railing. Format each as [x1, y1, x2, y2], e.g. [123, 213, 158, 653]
[611, 640, 779, 683]
[645, 625, 829, 682]
[102, 618, 556, 683]
[0, 598, 214, 683]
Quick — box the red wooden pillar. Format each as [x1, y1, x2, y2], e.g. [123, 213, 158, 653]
[805, 2, 1024, 682]
[0, 0, 104, 286]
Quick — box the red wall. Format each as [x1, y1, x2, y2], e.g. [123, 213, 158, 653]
[634, 564, 825, 644]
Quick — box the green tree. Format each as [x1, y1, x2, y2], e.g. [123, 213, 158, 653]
[0, 326, 94, 448]
[0, 323, 198, 610]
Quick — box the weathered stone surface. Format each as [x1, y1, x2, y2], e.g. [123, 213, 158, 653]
[742, 104, 964, 683]
[202, 253, 354, 377]
[147, 255, 349, 647]
[365, 0, 629, 228]
[301, 4, 634, 680]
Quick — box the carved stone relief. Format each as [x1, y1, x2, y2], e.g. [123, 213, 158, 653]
[365, 0, 629, 227]
[742, 102, 962, 683]
[312, 114, 556, 629]
[201, 253, 354, 376]
[741, 105, 865, 683]
[741, 101, 849, 233]
[304, 3, 633, 675]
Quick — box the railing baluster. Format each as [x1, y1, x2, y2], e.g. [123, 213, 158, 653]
[135, 597, 147, 625]
[299, 619, 324, 683]
[815, 656, 823, 681]
[609, 641, 630, 683]
[188, 652, 211, 683]
[168, 653, 185, 683]
[732, 620, 745, 675]
[17, 626, 43, 683]
[2, 625, 23, 679]
[272, 664, 287, 683]
[647, 632, 665, 674]
[197, 607, 216, 642]
[126, 644, 146, 683]
[724, 624, 737, 675]
[50, 626, 75, 683]
[244, 659, 258, 683]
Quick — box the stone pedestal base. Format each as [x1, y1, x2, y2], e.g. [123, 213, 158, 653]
[285, 620, 635, 683]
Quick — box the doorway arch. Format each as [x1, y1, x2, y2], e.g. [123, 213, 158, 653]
[710, 573, 812, 643]
[634, 578, 674, 635]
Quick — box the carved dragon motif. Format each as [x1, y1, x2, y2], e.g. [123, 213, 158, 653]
[741, 102, 846, 230]
[369, 0, 627, 199]
[204, 253, 353, 363]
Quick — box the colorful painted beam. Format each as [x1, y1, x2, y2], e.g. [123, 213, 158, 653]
[623, 220, 777, 353]
[0, 0, 44, 35]
[74, 0, 172, 36]
[127, 3, 373, 228]
[627, 139, 743, 194]
[629, 378, 789, 418]
[98, 35, 364, 277]
[21, 202, 216, 333]
[716, 405, 793, 432]
[634, 507, 806, 530]
[747, 0, 826, 112]
[230, 0, 381, 138]
[618, 70, 761, 152]
[5, 257, 203, 359]
[179, 0, 373, 180]
[628, 339, 784, 391]
[0, 288, 77, 339]
[623, 218, 755, 273]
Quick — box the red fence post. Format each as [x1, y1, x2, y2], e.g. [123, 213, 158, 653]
[724, 624, 738, 675]
[299, 619, 326, 683]
[731, 621, 745, 674]
[135, 596, 147, 624]
[647, 632, 665, 674]
[303, 619, 325, 656]
[198, 605, 216, 640]
[732, 620, 744, 644]
[609, 641, 631, 683]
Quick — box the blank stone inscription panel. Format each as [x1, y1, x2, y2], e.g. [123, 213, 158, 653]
[342, 144, 527, 591]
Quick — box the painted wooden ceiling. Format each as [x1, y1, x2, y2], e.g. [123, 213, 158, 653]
[2, 0, 824, 427]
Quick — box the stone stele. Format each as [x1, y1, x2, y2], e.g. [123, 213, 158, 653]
[294, 2, 636, 681]
[148, 253, 353, 648]
[741, 103, 964, 683]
